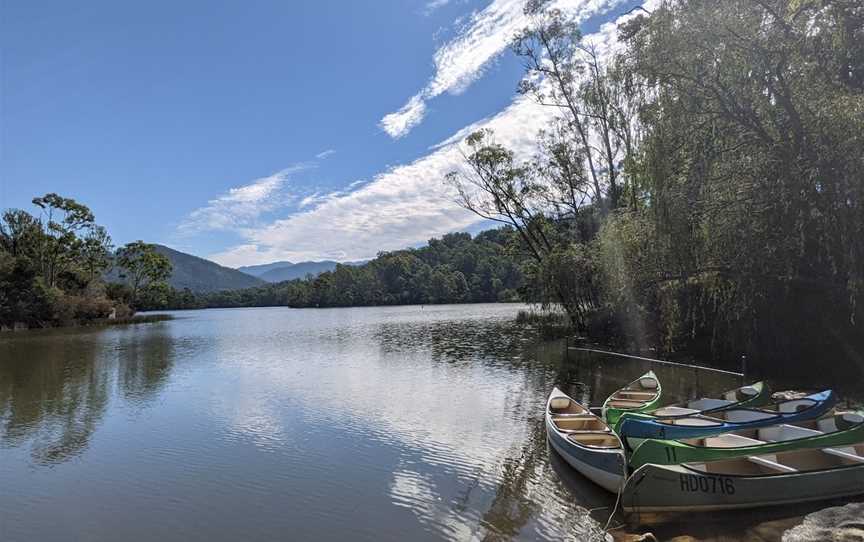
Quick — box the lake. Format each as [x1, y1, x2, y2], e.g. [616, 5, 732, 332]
[1, 304, 861, 541]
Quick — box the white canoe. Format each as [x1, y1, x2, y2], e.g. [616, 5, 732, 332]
[545, 387, 626, 493]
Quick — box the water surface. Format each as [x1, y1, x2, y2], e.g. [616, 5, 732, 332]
[1, 304, 860, 541]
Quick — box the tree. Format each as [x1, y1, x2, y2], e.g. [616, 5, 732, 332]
[605, 0, 864, 367]
[445, 129, 598, 326]
[512, 2, 639, 212]
[116, 241, 172, 308]
[80, 226, 113, 283]
[31, 193, 97, 287]
[446, 129, 553, 264]
[0, 209, 42, 259]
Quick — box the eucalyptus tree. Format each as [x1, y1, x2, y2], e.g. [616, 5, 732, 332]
[445, 129, 600, 327]
[116, 241, 172, 308]
[512, 0, 640, 213]
[80, 226, 113, 283]
[30, 193, 97, 288]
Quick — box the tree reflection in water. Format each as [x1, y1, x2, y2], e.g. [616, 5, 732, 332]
[0, 325, 176, 465]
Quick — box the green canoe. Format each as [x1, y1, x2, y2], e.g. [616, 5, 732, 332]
[629, 411, 864, 470]
[602, 371, 663, 428]
[612, 381, 770, 437]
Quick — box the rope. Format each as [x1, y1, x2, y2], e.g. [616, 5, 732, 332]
[603, 475, 625, 532]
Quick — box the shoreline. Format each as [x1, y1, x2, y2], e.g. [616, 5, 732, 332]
[0, 314, 175, 334]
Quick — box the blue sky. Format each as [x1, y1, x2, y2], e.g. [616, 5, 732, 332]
[2, 0, 638, 267]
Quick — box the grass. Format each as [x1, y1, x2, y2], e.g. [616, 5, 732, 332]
[515, 308, 573, 339]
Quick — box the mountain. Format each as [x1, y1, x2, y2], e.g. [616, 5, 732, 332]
[236, 261, 294, 277]
[257, 260, 340, 282]
[153, 245, 266, 292]
[108, 245, 266, 293]
[237, 259, 370, 283]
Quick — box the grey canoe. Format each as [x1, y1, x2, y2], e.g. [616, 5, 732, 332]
[545, 387, 627, 493]
[622, 439, 864, 512]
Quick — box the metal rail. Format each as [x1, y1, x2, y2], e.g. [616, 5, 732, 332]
[567, 346, 745, 377]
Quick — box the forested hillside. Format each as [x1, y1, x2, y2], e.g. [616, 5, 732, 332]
[157, 229, 525, 309]
[142, 245, 263, 292]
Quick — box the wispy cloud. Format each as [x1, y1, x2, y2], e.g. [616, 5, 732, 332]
[380, 0, 622, 138]
[205, 2, 643, 267]
[177, 164, 312, 236]
[379, 93, 428, 139]
[315, 149, 336, 159]
[423, 0, 454, 15]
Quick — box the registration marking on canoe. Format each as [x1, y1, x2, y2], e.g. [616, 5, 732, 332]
[679, 474, 736, 495]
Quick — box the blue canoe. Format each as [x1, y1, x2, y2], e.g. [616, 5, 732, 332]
[617, 390, 837, 442]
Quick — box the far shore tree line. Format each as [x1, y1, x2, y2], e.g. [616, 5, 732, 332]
[0, 193, 172, 329]
[2, 0, 861, 375]
[152, 229, 527, 311]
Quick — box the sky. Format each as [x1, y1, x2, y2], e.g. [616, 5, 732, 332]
[1, 0, 640, 267]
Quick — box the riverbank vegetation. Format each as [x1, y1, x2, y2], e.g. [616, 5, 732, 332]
[442, 0, 863, 373]
[0, 195, 173, 330]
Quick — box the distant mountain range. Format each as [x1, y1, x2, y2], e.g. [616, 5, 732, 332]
[235, 261, 294, 277]
[108, 244, 265, 293]
[108, 244, 366, 292]
[238, 260, 366, 283]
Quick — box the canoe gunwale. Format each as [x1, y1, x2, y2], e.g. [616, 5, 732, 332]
[602, 371, 663, 427]
[617, 389, 838, 441]
[628, 414, 864, 469]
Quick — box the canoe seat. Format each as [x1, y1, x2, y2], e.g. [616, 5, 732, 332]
[654, 406, 699, 416]
[616, 391, 656, 397]
[607, 400, 645, 408]
[663, 417, 721, 427]
[549, 397, 571, 410]
[639, 378, 658, 389]
[568, 432, 620, 449]
[822, 448, 864, 464]
[553, 417, 610, 432]
[747, 455, 798, 473]
[703, 434, 764, 448]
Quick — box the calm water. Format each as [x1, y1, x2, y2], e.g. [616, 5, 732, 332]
[1, 304, 860, 541]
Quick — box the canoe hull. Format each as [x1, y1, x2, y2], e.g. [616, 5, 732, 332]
[622, 463, 864, 513]
[617, 390, 837, 441]
[545, 417, 626, 493]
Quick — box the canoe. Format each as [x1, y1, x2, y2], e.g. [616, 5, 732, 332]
[629, 411, 864, 470]
[545, 387, 627, 493]
[637, 381, 770, 421]
[621, 433, 864, 512]
[602, 371, 663, 428]
[616, 389, 837, 442]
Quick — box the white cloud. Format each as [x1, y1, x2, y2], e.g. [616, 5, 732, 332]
[380, 0, 623, 138]
[379, 93, 428, 139]
[424, 0, 454, 14]
[177, 164, 311, 235]
[315, 149, 336, 159]
[205, 2, 645, 268]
